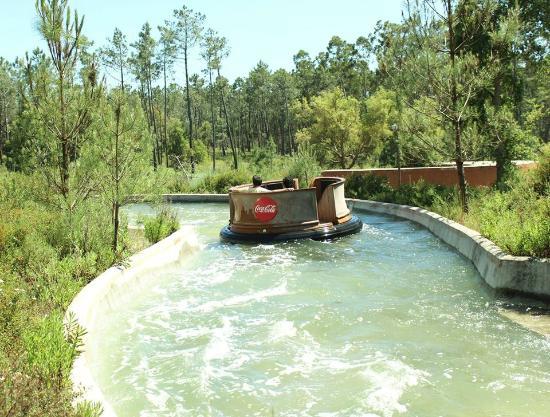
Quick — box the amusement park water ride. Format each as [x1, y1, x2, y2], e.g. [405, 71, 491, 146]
[220, 177, 363, 243]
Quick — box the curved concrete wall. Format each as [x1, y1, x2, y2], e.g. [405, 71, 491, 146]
[66, 226, 200, 416]
[164, 193, 229, 203]
[348, 199, 550, 299]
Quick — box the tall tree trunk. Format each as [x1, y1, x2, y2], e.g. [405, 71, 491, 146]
[447, 0, 468, 213]
[163, 58, 169, 168]
[113, 102, 121, 253]
[183, 43, 194, 173]
[209, 69, 216, 171]
[0, 105, 8, 163]
[145, 78, 157, 169]
[285, 99, 293, 156]
[119, 44, 125, 92]
[59, 71, 69, 199]
[218, 70, 238, 170]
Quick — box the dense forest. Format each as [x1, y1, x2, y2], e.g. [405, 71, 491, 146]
[1, 1, 548, 203]
[0, 1, 548, 415]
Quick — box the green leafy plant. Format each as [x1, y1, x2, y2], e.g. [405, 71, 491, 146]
[191, 168, 250, 193]
[345, 173, 392, 199]
[143, 208, 180, 244]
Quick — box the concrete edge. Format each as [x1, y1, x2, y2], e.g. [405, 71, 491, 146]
[163, 193, 229, 203]
[65, 226, 201, 417]
[125, 193, 229, 204]
[348, 199, 550, 299]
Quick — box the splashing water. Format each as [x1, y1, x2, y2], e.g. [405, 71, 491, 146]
[91, 203, 550, 417]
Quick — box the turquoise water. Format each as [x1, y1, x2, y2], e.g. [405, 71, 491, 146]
[94, 203, 550, 417]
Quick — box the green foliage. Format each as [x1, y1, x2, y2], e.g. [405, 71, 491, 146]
[143, 208, 179, 244]
[345, 171, 548, 258]
[191, 168, 250, 193]
[361, 87, 398, 162]
[532, 143, 550, 196]
[296, 87, 373, 169]
[23, 312, 85, 389]
[469, 181, 550, 258]
[0, 170, 128, 416]
[345, 173, 392, 199]
[286, 147, 321, 188]
[346, 174, 457, 209]
[168, 118, 209, 166]
[250, 138, 277, 172]
[483, 105, 541, 188]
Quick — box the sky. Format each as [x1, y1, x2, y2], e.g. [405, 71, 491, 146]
[0, 0, 403, 83]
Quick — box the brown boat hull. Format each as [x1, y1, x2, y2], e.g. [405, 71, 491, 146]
[220, 215, 363, 244]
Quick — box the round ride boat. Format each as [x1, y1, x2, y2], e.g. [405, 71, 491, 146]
[220, 176, 363, 243]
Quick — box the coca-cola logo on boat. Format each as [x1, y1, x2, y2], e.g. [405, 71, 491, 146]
[254, 196, 278, 222]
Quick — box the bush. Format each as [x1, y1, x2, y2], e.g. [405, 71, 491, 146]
[345, 173, 392, 199]
[191, 168, 250, 193]
[22, 312, 84, 389]
[532, 143, 550, 196]
[470, 181, 550, 257]
[143, 208, 179, 244]
[250, 138, 277, 172]
[286, 147, 321, 188]
[345, 169, 549, 257]
[345, 174, 458, 209]
[381, 180, 457, 209]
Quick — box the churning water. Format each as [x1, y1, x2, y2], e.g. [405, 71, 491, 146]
[94, 203, 550, 417]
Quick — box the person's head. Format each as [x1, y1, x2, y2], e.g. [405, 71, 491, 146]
[283, 176, 294, 188]
[252, 175, 262, 187]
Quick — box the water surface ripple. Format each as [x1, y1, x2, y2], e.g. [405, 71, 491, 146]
[95, 203, 550, 417]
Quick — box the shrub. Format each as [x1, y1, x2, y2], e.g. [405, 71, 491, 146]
[22, 312, 85, 389]
[471, 181, 550, 258]
[143, 208, 179, 244]
[532, 143, 550, 196]
[345, 173, 392, 199]
[250, 138, 277, 172]
[191, 168, 250, 193]
[287, 147, 321, 188]
[382, 180, 457, 209]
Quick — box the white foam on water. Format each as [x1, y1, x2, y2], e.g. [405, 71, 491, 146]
[265, 376, 281, 387]
[204, 316, 233, 361]
[125, 316, 145, 334]
[193, 262, 234, 286]
[225, 353, 250, 371]
[144, 377, 170, 411]
[243, 245, 297, 268]
[192, 280, 288, 313]
[200, 316, 234, 394]
[487, 380, 506, 392]
[174, 326, 211, 342]
[270, 320, 297, 341]
[280, 344, 319, 377]
[360, 352, 430, 417]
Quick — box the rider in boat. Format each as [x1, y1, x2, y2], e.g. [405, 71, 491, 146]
[282, 176, 295, 190]
[247, 175, 269, 193]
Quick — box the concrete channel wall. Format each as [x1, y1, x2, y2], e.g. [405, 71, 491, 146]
[349, 199, 550, 299]
[66, 226, 200, 417]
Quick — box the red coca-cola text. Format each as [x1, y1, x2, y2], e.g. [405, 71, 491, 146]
[254, 196, 278, 222]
